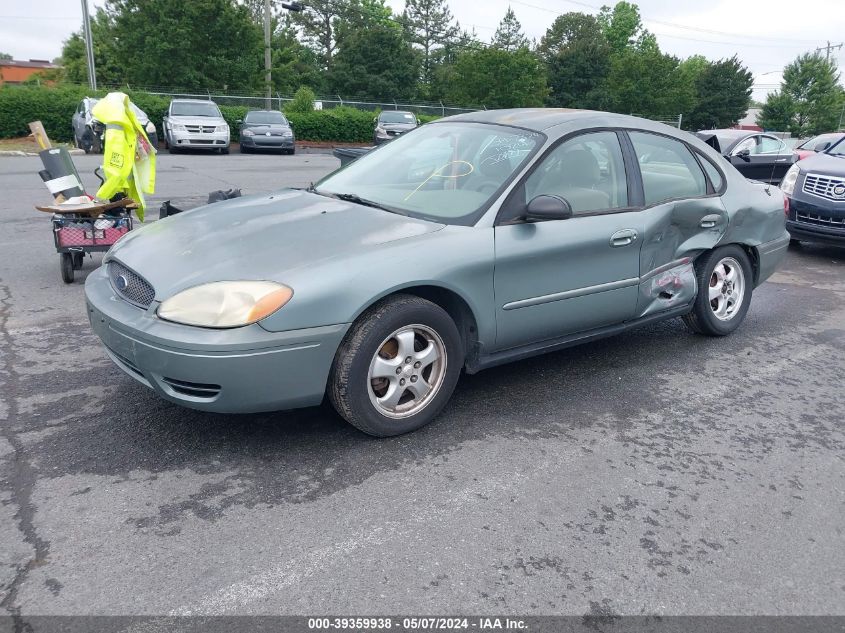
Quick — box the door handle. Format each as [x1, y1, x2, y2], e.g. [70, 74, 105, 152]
[699, 214, 722, 229]
[775, 159, 787, 162]
[610, 229, 638, 247]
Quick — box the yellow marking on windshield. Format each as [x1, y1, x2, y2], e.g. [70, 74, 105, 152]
[404, 160, 474, 201]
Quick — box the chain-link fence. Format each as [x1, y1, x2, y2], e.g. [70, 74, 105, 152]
[98, 85, 480, 116]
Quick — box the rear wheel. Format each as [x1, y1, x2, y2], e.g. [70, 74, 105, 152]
[71, 252, 84, 270]
[328, 295, 463, 437]
[682, 245, 753, 336]
[60, 253, 74, 284]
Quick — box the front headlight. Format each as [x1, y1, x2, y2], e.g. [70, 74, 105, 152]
[242, 129, 255, 137]
[172, 123, 187, 132]
[145, 121, 156, 134]
[780, 164, 800, 195]
[375, 126, 387, 135]
[216, 124, 229, 133]
[158, 281, 293, 328]
[282, 129, 293, 137]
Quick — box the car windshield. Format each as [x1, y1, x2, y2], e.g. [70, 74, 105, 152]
[315, 122, 544, 225]
[171, 102, 221, 117]
[827, 138, 845, 157]
[380, 111, 416, 124]
[798, 133, 840, 151]
[245, 111, 288, 125]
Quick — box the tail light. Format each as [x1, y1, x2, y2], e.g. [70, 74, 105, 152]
[783, 193, 790, 217]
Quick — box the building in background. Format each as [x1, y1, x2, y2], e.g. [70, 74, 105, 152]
[0, 59, 61, 86]
[733, 107, 763, 132]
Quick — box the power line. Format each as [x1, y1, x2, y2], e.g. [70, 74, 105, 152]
[510, 0, 822, 47]
[816, 40, 843, 60]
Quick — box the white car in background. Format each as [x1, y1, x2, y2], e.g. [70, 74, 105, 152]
[72, 97, 158, 153]
[163, 99, 230, 154]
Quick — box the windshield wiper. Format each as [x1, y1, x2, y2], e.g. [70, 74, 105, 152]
[331, 193, 406, 215]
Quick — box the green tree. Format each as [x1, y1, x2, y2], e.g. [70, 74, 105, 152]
[291, 0, 346, 71]
[597, 1, 652, 53]
[604, 47, 694, 118]
[272, 16, 325, 94]
[285, 86, 316, 113]
[58, 8, 122, 86]
[328, 25, 420, 100]
[491, 7, 529, 52]
[102, 0, 262, 90]
[757, 92, 795, 131]
[538, 13, 610, 109]
[402, 0, 459, 97]
[0, 52, 12, 61]
[445, 47, 547, 108]
[763, 53, 844, 135]
[686, 56, 752, 130]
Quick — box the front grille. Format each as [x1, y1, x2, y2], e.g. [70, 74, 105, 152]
[795, 211, 845, 229]
[802, 173, 845, 201]
[162, 377, 221, 399]
[108, 261, 155, 308]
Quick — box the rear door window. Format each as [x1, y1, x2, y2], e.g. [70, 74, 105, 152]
[629, 132, 707, 206]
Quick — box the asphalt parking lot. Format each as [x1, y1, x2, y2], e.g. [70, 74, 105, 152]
[0, 151, 843, 621]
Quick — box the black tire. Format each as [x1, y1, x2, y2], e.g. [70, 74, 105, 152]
[328, 294, 463, 437]
[287, 147, 295, 155]
[60, 253, 74, 284]
[240, 144, 250, 154]
[71, 252, 84, 270]
[682, 245, 753, 336]
[221, 147, 230, 155]
[789, 238, 802, 248]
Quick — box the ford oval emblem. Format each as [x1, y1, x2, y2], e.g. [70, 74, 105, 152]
[115, 274, 129, 291]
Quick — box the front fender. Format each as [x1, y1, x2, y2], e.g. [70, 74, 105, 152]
[258, 226, 497, 346]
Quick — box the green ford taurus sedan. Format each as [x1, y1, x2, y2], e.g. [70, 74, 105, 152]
[85, 109, 790, 436]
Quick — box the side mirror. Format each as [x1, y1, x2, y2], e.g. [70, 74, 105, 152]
[524, 195, 573, 222]
[235, 119, 242, 125]
[734, 148, 751, 161]
[373, 117, 378, 124]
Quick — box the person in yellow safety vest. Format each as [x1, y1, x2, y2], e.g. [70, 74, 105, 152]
[91, 92, 156, 222]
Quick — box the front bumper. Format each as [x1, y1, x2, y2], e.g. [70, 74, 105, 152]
[786, 196, 845, 245]
[170, 130, 230, 149]
[84, 265, 348, 413]
[240, 134, 294, 149]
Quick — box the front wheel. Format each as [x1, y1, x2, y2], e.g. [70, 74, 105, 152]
[328, 295, 463, 437]
[60, 253, 74, 284]
[682, 245, 753, 336]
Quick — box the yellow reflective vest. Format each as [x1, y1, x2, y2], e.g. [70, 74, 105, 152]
[91, 92, 156, 221]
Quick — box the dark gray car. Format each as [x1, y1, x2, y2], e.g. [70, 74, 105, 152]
[238, 110, 295, 154]
[373, 110, 418, 145]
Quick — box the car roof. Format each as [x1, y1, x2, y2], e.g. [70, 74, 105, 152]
[246, 109, 284, 114]
[171, 99, 216, 104]
[438, 108, 689, 134]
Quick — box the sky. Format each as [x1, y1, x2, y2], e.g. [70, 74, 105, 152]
[1, 0, 844, 102]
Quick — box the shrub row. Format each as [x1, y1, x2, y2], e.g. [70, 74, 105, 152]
[0, 85, 442, 144]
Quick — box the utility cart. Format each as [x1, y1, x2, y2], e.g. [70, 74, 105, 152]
[50, 204, 134, 283]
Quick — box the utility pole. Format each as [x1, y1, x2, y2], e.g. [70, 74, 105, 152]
[816, 40, 843, 61]
[264, 0, 272, 109]
[80, 0, 96, 90]
[264, 1, 304, 110]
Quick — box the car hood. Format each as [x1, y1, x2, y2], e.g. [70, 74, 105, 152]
[242, 123, 292, 132]
[108, 189, 444, 299]
[168, 116, 226, 126]
[797, 152, 845, 176]
[380, 122, 417, 131]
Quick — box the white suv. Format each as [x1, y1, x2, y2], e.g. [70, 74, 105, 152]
[163, 99, 230, 154]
